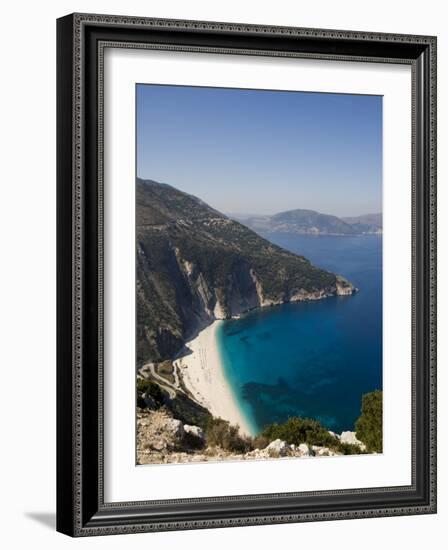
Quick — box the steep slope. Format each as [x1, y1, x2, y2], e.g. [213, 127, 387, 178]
[136, 179, 355, 365]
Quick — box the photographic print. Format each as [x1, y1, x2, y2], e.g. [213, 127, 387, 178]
[135, 84, 383, 465]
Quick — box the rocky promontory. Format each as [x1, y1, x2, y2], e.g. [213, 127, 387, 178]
[136, 178, 357, 366]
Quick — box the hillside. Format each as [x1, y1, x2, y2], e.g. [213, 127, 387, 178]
[136, 179, 356, 365]
[236, 209, 382, 235]
[342, 213, 382, 234]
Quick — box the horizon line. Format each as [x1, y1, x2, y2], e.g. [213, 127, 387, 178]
[137, 176, 381, 220]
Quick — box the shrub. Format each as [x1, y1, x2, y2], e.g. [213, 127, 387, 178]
[205, 417, 253, 453]
[183, 431, 205, 451]
[136, 378, 165, 408]
[252, 434, 270, 450]
[260, 417, 337, 448]
[355, 390, 383, 452]
[337, 442, 364, 455]
[168, 393, 212, 430]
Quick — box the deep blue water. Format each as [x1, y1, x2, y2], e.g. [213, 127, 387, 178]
[217, 234, 382, 436]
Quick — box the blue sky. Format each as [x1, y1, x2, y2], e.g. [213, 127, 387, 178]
[136, 84, 382, 217]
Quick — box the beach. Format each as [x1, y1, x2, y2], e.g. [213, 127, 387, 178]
[174, 321, 253, 436]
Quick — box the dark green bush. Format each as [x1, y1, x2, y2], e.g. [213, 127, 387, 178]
[168, 393, 212, 430]
[183, 431, 205, 451]
[337, 442, 364, 455]
[136, 378, 165, 408]
[205, 417, 253, 453]
[355, 390, 383, 452]
[260, 417, 337, 448]
[252, 434, 270, 450]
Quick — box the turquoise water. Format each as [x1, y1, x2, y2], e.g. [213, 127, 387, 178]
[217, 234, 382, 436]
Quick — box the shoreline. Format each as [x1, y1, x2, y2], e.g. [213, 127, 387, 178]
[174, 321, 254, 437]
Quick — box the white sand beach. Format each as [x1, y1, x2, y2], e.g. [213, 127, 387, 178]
[174, 321, 253, 436]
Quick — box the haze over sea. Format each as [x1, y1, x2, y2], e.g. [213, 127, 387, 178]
[217, 234, 383, 436]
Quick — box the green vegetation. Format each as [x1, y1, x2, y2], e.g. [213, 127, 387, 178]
[183, 431, 205, 450]
[168, 393, 212, 431]
[256, 417, 362, 454]
[204, 415, 368, 455]
[238, 210, 382, 236]
[355, 390, 383, 452]
[205, 417, 253, 453]
[136, 378, 165, 408]
[138, 374, 381, 457]
[337, 442, 364, 455]
[259, 417, 337, 448]
[156, 361, 176, 384]
[269, 209, 356, 234]
[137, 376, 212, 429]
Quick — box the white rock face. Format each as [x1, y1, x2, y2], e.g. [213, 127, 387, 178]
[298, 443, 312, 456]
[249, 269, 265, 306]
[182, 259, 194, 276]
[184, 424, 204, 441]
[335, 276, 357, 296]
[317, 447, 330, 456]
[213, 300, 226, 319]
[340, 431, 366, 451]
[266, 439, 290, 457]
[165, 418, 185, 439]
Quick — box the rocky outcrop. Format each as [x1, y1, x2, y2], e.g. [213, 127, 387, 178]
[136, 409, 367, 465]
[336, 276, 357, 296]
[137, 410, 179, 453]
[184, 424, 205, 442]
[298, 443, 313, 456]
[340, 431, 367, 451]
[265, 439, 291, 457]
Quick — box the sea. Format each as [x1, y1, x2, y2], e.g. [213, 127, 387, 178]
[216, 234, 383, 436]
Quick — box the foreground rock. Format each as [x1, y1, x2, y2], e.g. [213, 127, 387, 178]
[137, 409, 368, 465]
[184, 424, 205, 441]
[266, 439, 290, 457]
[137, 409, 183, 453]
[340, 431, 367, 451]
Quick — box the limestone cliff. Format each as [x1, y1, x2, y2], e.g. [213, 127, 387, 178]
[136, 179, 356, 365]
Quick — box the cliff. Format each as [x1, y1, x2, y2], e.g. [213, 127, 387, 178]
[136, 178, 356, 365]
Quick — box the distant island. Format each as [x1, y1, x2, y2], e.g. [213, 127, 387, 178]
[232, 210, 382, 236]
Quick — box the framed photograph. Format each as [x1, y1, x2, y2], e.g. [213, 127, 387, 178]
[57, 13, 437, 536]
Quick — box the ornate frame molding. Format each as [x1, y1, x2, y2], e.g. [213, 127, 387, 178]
[57, 13, 437, 537]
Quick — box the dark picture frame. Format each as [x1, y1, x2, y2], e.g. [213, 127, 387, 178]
[57, 13, 437, 537]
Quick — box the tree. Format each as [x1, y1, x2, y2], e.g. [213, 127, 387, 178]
[205, 417, 252, 453]
[260, 417, 337, 448]
[355, 390, 383, 452]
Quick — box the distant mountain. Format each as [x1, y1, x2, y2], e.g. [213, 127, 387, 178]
[136, 179, 356, 365]
[341, 213, 382, 235]
[235, 209, 382, 236]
